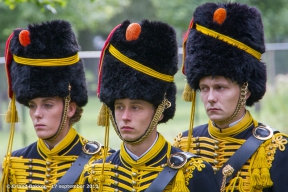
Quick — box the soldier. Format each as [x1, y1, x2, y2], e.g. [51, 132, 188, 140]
[81, 19, 220, 192]
[174, 2, 288, 192]
[1, 20, 113, 192]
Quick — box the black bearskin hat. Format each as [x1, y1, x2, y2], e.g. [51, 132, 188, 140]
[97, 20, 178, 123]
[183, 2, 266, 106]
[6, 20, 88, 107]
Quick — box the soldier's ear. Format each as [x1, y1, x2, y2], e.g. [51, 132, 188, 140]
[246, 91, 251, 100]
[67, 102, 77, 118]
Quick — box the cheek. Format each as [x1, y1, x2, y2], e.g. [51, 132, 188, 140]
[114, 112, 122, 126]
[200, 93, 207, 103]
[50, 109, 63, 124]
[29, 110, 33, 118]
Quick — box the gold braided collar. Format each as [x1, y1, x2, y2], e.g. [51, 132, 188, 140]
[13, 53, 79, 66]
[37, 127, 78, 156]
[120, 133, 170, 167]
[208, 110, 257, 138]
[196, 24, 261, 60]
[108, 44, 174, 82]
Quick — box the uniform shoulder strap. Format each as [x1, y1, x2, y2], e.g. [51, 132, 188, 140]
[145, 152, 199, 192]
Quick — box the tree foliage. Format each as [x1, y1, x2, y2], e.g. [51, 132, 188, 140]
[0, 0, 129, 55]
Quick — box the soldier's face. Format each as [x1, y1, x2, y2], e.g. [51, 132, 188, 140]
[114, 98, 156, 142]
[28, 96, 69, 140]
[199, 76, 246, 128]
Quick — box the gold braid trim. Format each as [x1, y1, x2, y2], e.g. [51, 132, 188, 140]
[13, 53, 79, 66]
[173, 130, 288, 191]
[81, 158, 205, 192]
[182, 158, 206, 185]
[195, 24, 261, 60]
[249, 133, 288, 191]
[109, 44, 174, 82]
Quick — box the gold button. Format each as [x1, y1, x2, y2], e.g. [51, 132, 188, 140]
[132, 172, 137, 177]
[213, 153, 218, 157]
[196, 149, 200, 154]
[114, 165, 118, 170]
[29, 165, 33, 170]
[214, 140, 219, 144]
[29, 179, 33, 184]
[46, 161, 51, 166]
[114, 181, 118, 186]
[46, 174, 51, 178]
[45, 180, 50, 184]
[132, 181, 137, 186]
[47, 168, 51, 172]
[114, 189, 119, 192]
[214, 160, 219, 165]
[195, 137, 199, 141]
[131, 189, 136, 192]
[29, 159, 33, 163]
[43, 186, 47, 191]
[29, 172, 33, 176]
[214, 146, 219, 150]
[213, 167, 218, 172]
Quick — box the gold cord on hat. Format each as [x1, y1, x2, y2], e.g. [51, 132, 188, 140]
[214, 82, 249, 125]
[13, 53, 79, 66]
[1, 93, 18, 191]
[195, 24, 261, 60]
[109, 44, 174, 82]
[47, 84, 71, 141]
[109, 96, 171, 145]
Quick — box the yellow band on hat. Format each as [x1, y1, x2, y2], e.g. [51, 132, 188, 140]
[109, 45, 174, 82]
[13, 53, 79, 66]
[196, 24, 262, 60]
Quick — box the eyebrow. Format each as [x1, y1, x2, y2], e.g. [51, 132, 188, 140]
[115, 100, 144, 105]
[29, 97, 56, 103]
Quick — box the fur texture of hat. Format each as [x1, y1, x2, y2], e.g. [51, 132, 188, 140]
[184, 2, 266, 106]
[9, 20, 88, 107]
[98, 20, 178, 123]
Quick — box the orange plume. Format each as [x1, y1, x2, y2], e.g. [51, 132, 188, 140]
[126, 23, 141, 41]
[19, 30, 30, 46]
[213, 8, 227, 25]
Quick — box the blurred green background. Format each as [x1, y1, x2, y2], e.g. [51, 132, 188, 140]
[0, 0, 288, 177]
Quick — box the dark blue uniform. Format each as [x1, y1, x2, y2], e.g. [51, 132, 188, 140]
[82, 133, 220, 192]
[2, 128, 109, 192]
[174, 119, 288, 191]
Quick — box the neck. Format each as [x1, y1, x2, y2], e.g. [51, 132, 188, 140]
[215, 108, 246, 129]
[44, 125, 70, 149]
[125, 131, 157, 157]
